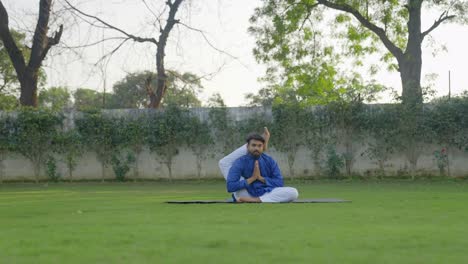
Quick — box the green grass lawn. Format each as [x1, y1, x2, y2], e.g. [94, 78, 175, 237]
[1, 180, 468, 264]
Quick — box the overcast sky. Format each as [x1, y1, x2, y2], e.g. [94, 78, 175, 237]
[4, 0, 468, 106]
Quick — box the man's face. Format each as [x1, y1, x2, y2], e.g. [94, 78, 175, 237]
[247, 139, 264, 157]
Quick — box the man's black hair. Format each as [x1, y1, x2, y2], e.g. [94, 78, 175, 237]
[246, 133, 265, 144]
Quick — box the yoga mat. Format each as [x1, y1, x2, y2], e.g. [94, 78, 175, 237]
[166, 198, 351, 204]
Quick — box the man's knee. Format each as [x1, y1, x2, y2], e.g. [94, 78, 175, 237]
[285, 187, 299, 201]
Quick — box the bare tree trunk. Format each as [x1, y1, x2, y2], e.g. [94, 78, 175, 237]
[19, 70, 39, 106]
[399, 0, 423, 107]
[0, 0, 63, 107]
[148, 0, 184, 108]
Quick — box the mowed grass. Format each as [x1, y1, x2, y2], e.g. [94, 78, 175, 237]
[1, 180, 468, 264]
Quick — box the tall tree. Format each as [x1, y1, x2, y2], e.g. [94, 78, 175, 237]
[0, 0, 63, 107]
[250, 0, 468, 108]
[65, 0, 184, 109]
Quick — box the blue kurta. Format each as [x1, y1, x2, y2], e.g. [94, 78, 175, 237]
[226, 153, 284, 197]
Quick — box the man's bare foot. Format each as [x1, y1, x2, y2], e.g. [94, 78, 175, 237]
[237, 197, 261, 203]
[262, 127, 270, 151]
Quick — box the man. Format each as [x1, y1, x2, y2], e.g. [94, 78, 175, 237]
[218, 128, 299, 203]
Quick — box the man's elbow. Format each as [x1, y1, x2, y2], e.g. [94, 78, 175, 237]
[218, 158, 226, 170]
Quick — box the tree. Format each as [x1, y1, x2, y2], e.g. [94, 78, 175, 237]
[65, 0, 184, 108]
[111, 71, 203, 109]
[0, 93, 16, 110]
[0, 30, 25, 94]
[0, 0, 63, 107]
[250, 0, 468, 108]
[162, 72, 203, 108]
[245, 87, 275, 107]
[73, 88, 102, 111]
[39, 87, 72, 110]
[1, 29, 47, 98]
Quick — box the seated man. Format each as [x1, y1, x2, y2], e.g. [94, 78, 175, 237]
[218, 128, 299, 203]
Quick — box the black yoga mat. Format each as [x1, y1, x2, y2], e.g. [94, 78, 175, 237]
[166, 198, 351, 204]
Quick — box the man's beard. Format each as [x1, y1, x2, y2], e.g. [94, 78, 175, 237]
[250, 150, 261, 157]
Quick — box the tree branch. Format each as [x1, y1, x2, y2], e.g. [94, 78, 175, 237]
[176, 21, 239, 61]
[29, 0, 54, 69]
[299, 4, 319, 32]
[39, 24, 63, 63]
[0, 1, 27, 78]
[421, 11, 456, 40]
[151, 0, 184, 108]
[94, 38, 131, 66]
[64, 0, 158, 45]
[316, 0, 403, 60]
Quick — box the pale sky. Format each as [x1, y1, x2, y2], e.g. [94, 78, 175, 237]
[4, 0, 468, 106]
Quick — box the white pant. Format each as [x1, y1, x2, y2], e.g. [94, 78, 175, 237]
[218, 144, 299, 203]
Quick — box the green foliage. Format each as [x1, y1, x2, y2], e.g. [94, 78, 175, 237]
[430, 94, 468, 152]
[1, 96, 468, 182]
[186, 116, 214, 179]
[433, 148, 448, 176]
[147, 105, 192, 179]
[73, 88, 103, 111]
[249, 1, 390, 107]
[0, 114, 13, 183]
[75, 111, 115, 180]
[111, 151, 136, 181]
[54, 130, 84, 181]
[362, 105, 399, 177]
[0, 93, 18, 110]
[326, 100, 367, 177]
[250, 0, 468, 106]
[271, 103, 308, 177]
[38, 87, 72, 111]
[163, 71, 203, 108]
[110, 70, 203, 109]
[7, 108, 63, 182]
[303, 106, 330, 177]
[208, 105, 240, 156]
[325, 145, 344, 179]
[45, 156, 61, 182]
[111, 71, 151, 108]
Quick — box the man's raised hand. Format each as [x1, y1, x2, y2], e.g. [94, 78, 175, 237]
[262, 127, 270, 151]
